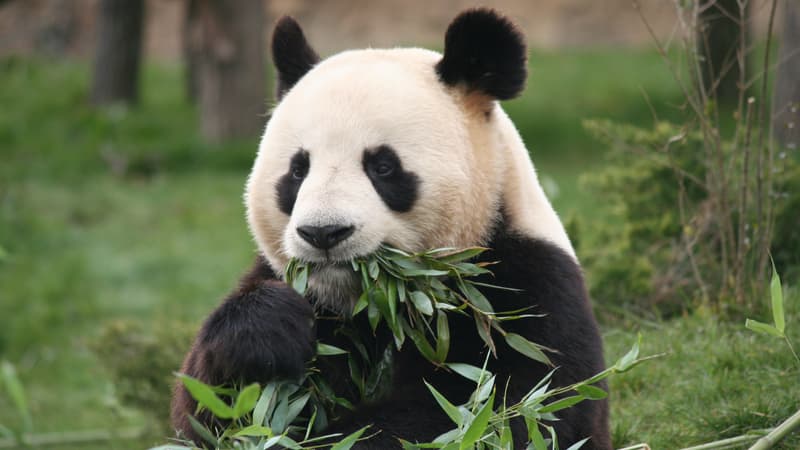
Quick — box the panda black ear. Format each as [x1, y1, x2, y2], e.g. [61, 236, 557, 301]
[272, 16, 320, 100]
[435, 9, 527, 100]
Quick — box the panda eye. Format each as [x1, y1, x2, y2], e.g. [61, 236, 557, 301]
[291, 165, 308, 180]
[288, 150, 310, 181]
[374, 162, 395, 177]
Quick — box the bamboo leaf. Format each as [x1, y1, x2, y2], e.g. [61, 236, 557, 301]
[270, 394, 290, 433]
[425, 381, 463, 426]
[575, 384, 608, 400]
[178, 374, 234, 419]
[187, 415, 219, 447]
[348, 353, 365, 396]
[291, 265, 309, 295]
[263, 435, 284, 448]
[528, 418, 548, 450]
[353, 291, 369, 315]
[452, 262, 492, 277]
[565, 437, 591, 450]
[446, 363, 486, 383]
[232, 383, 261, 419]
[539, 395, 585, 413]
[438, 247, 487, 263]
[459, 391, 495, 450]
[368, 298, 381, 331]
[499, 416, 513, 448]
[330, 426, 370, 450]
[398, 279, 407, 303]
[253, 382, 277, 426]
[472, 375, 495, 404]
[402, 268, 451, 277]
[435, 312, 450, 363]
[284, 392, 311, 428]
[232, 424, 272, 437]
[385, 278, 398, 325]
[404, 322, 437, 362]
[505, 333, 553, 366]
[0, 361, 32, 433]
[770, 260, 785, 333]
[615, 334, 641, 371]
[410, 291, 434, 316]
[368, 259, 380, 280]
[432, 428, 463, 444]
[745, 319, 784, 337]
[475, 315, 496, 356]
[317, 342, 348, 356]
[277, 435, 302, 449]
[458, 280, 494, 313]
[365, 344, 395, 400]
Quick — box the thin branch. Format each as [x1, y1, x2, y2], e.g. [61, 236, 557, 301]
[736, 97, 756, 303]
[679, 431, 767, 450]
[754, 0, 780, 284]
[748, 408, 800, 450]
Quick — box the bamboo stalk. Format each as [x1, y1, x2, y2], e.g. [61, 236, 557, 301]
[680, 431, 767, 450]
[748, 408, 800, 450]
[617, 444, 651, 450]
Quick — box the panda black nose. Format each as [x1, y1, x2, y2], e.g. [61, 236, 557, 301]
[296, 225, 355, 250]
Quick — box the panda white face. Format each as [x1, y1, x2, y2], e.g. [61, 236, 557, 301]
[246, 49, 501, 309]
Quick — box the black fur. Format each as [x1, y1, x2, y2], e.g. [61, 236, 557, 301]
[276, 149, 309, 215]
[436, 9, 527, 100]
[171, 219, 611, 449]
[171, 258, 316, 445]
[272, 16, 320, 100]
[362, 145, 420, 213]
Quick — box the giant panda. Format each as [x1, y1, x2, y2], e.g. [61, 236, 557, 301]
[171, 9, 610, 450]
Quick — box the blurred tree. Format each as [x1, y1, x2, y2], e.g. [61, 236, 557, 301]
[698, 0, 748, 105]
[35, 0, 77, 56]
[184, 0, 201, 103]
[772, 0, 799, 148]
[191, 0, 267, 142]
[90, 0, 145, 106]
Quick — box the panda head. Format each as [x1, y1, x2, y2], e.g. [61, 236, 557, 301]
[246, 9, 573, 311]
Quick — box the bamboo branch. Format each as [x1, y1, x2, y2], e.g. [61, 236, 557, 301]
[679, 430, 769, 450]
[748, 408, 800, 450]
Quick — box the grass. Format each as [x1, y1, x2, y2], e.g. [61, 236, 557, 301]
[605, 309, 800, 449]
[0, 53, 797, 449]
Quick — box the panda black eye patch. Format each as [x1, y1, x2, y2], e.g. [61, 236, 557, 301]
[362, 145, 419, 213]
[276, 149, 309, 215]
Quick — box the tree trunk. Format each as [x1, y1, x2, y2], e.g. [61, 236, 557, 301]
[183, 0, 202, 104]
[195, 0, 267, 142]
[90, 0, 145, 106]
[772, 1, 800, 148]
[698, 0, 748, 105]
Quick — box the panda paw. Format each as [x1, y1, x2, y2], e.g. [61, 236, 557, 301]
[193, 280, 317, 384]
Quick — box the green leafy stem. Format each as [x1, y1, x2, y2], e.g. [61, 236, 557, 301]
[285, 245, 553, 367]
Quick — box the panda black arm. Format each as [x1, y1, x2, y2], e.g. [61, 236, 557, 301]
[170, 257, 317, 444]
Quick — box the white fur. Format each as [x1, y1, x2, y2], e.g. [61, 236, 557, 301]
[245, 48, 575, 306]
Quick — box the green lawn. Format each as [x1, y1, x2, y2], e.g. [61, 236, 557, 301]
[0, 53, 797, 449]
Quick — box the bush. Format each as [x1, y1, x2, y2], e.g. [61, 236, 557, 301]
[91, 319, 196, 431]
[581, 119, 800, 317]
